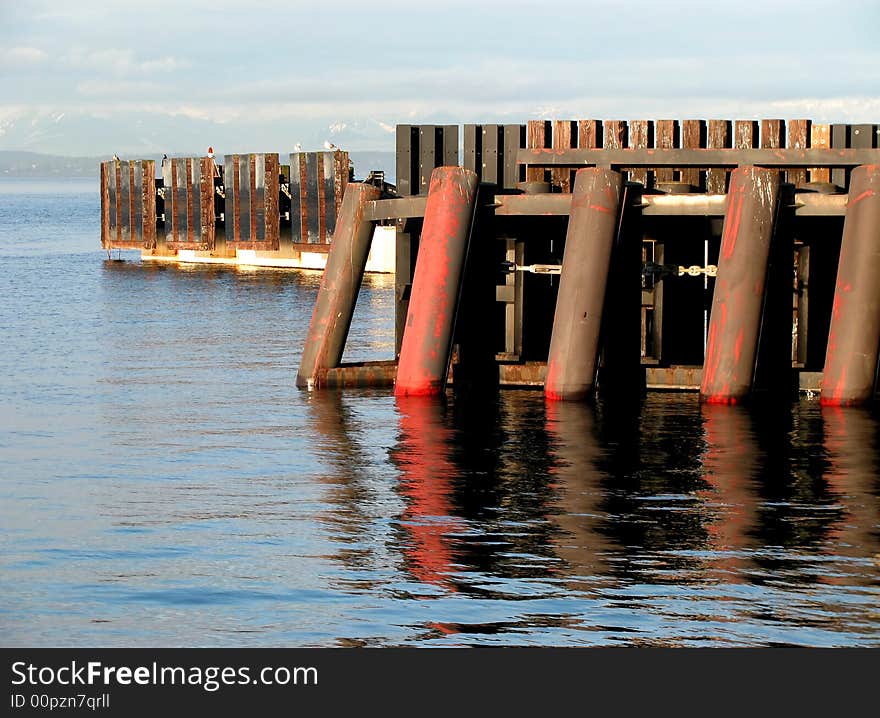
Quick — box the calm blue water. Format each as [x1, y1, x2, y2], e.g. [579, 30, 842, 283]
[0, 179, 878, 647]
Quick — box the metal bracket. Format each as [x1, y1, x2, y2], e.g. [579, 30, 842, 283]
[501, 261, 562, 275]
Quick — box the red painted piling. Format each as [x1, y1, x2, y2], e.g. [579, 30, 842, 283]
[544, 168, 623, 401]
[295, 182, 380, 389]
[394, 167, 479, 397]
[701, 166, 780, 404]
[820, 165, 880, 405]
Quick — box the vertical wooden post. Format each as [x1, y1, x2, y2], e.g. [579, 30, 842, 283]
[655, 120, 679, 183]
[707, 120, 731, 194]
[628, 120, 653, 187]
[526, 120, 549, 183]
[809, 124, 831, 184]
[681, 120, 706, 190]
[787, 119, 811, 187]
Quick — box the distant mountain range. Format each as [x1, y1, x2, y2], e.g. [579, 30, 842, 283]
[0, 150, 398, 181]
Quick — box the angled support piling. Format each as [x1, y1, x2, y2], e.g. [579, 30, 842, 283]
[545, 167, 623, 401]
[296, 182, 381, 389]
[700, 166, 780, 403]
[394, 167, 479, 397]
[820, 164, 880, 405]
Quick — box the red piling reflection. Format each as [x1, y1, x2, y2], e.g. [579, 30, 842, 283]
[393, 397, 464, 589]
[821, 405, 880, 576]
[700, 403, 759, 581]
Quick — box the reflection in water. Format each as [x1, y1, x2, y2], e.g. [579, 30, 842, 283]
[700, 403, 761, 582]
[390, 397, 463, 590]
[3, 199, 879, 645]
[822, 406, 880, 576]
[544, 401, 611, 581]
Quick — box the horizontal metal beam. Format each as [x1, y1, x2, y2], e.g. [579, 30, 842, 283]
[517, 147, 880, 169]
[363, 196, 427, 221]
[494, 192, 849, 217]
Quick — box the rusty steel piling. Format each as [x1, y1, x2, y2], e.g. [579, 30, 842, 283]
[295, 182, 381, 390]
[700, 166, 780, 403]
[394, 167, 479, 397]
[544, 168, 623, 401]
[820, 165, 880, 405]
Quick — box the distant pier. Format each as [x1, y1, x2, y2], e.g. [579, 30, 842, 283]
[100, 150, 395, 273]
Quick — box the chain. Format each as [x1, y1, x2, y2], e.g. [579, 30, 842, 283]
[678, 264, 717, 277]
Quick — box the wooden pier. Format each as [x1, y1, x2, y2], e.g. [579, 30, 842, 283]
[100, 150, 395, 273]
[297, 118, 880, 405]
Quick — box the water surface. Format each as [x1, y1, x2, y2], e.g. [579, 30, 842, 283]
[0, 180, 878, 646]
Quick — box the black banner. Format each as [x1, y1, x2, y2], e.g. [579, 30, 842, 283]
[2, 648, 875, 716]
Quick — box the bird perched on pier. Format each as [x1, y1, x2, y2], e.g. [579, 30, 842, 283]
[112, 153, 120, 162]
[293, 143, 303, 152]
[323, 141, 337, 150]
[207, 146, 215, 159]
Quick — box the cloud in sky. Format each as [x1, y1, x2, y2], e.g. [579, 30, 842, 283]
[0, 0, 878, 155]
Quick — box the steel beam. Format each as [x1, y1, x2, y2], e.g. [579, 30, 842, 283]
[518, 147, 880, 169]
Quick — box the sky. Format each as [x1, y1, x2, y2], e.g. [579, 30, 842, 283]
[1, 0, 878, 156]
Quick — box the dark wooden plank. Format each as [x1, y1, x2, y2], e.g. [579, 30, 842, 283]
[127, 162, 135, 243]
[463, 124, 480, 177]
[830, 124, 850, 188]
[482, 124, 501, 185]
[441, 125, 458, 166]
[787, 119, 810, 186]
[796, 245, 809, 365]
[249, 154, 258, 243]
[551, 120, 575, 192]
[133, 161, 143, 245]
[655, 120, 679, 182]
[503, 124, 525, 189]
[760, 119, 785, 149]
[734, 120, 759, 149]
[297, 153, 308, 243]
[304, 152, 319, 243]
[578, 119, 602, 150]
[707, 120, 731, 193]
[810, 123, 830, 184]
[231, 155, 241, 243]
[114, 161, 122, 245]
[142, 161, 156, 249]
[199, 157, 214, 248]
[603, 120, 627, 150]
[628, 120, 652, 186]
[264, 153, 279, 249]
[188, 158, 198, 245]
[681, 120, 706, 189]
[395, 125, 416, 196]
[526, 120, 548, 182]
[100, 162, 110, 248]
[316, 152, 327, 243]
[325, 151, 342, 240]
[418, 125, 437, 194]
[851, 123, 877, 148]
